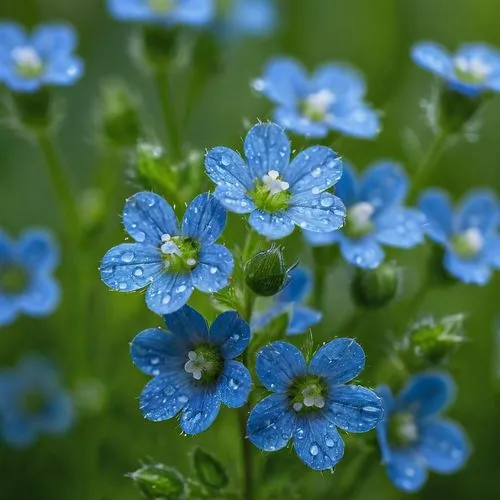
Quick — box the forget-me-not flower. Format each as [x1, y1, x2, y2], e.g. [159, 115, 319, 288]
[0, 355, 74, 447]
[227, 0, 277, 38]
[247, 338, 383, 470]
[131, 305, 251, 434]
[419, 189, 499, 285]
[205, 123, 346, 240]
[252, 58, 380, 139]
[252, 267, 321, 335]
[412, 41, 500, 97]
[0, 229, 60, 326]
[376, 373, 469, 493]
[0, 23, 83, 93]
[100, 192, 234, 315]
[304, 162, 426, 269]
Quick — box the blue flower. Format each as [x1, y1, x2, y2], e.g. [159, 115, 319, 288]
[376, 373, 470, 493]
[107, 0, 214, 27]
[205, 123, 346, 240]
[228, 0, 277, 38]
[0, 355, 74, 447]
[0, 228, 60, 326]
[100, 192, 234, 315]
[252, 58, 380, 139]
[131, 305, 252, 434]
[304, 162, 426, 269]
[247, 338, 383, 470]
[419, 189, 499, 285]
[0, 23, 83, 93]
[252, 267, 321, 335]
[412, 41, 500, 97]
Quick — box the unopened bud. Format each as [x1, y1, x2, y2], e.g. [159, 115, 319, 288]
[351, 262, 399, 309]
[245, 246, 287, 297]
[127, 463, 186, 500]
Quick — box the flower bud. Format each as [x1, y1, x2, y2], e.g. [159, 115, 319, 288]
[11, 88, 53, 132]
[245, 246, 287, 297]
[351, 262, 399, 309]
[127, 463, 186, 500]
[140, 25, 181, 68]
[192, 448, 229, 491]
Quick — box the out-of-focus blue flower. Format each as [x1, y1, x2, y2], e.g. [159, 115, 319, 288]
[0, 23, 84, 93]
[0, 355, 74, 447]
[412, 41, 500, 97]
[107, 0, 214, 27]
[205, 123, 346, 240]
[228, 0, 277, 38]
[100, 192, 234, 316]
[0, 229, 60, 326]
[252, 267, 321, 335]
[305, 162, 426, 269]
[419, 189, 499, 285]
[131, 305, 251, 434]
[376, 373, 470, 493]
[252, 58, 380, 139]
[247, 338, 383, 470]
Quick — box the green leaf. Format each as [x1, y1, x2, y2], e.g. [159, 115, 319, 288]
[192, 448, 229, 491]
[127, 463, 186, 500]
[212, 285, 242, 312]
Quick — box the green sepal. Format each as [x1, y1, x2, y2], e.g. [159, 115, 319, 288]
[127, 463, 187, 500]
[192, 448, 229, 491]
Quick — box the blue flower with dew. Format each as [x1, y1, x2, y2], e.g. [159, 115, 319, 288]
[0, 228, 60, 326]
[0, 355, 74, 447]
[100, 192, 234, 315]
[227, 0, 277, 38]
[131, 305, 251, 434]
[0, 22, 83, 93]
[304, 161, 426, 269]
[205, 122, 346, 240]
[376, 373, 470, 493]
[252, 267, 322, 335]
[247, 338, 383, 470]
[252, 58, 380, 139]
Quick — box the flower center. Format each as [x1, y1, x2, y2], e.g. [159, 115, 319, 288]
[454, 56, 490, 84]
[184, 344, 223, 384]
[160, 234, 200, 273]
[148, 0, 175, 13]
[289, 375, 328, 413]
[20, 389, 47, 416]
[12, 46, 44, 79]
[452, 227, 484, 259]
[343, 202, 375, 239]
[388, 412, 419, 447]
[250, 170, 291, 212]
[301, 89, 336, 122]
[0, 263, 29, 295]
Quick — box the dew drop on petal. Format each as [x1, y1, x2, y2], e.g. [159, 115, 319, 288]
[310, 443, 319, 456]
[162, 294, 171, 305]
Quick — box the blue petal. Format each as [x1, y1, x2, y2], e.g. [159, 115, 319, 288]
[172, 0, 214, 26]
[244, 123, 291, 179]
[288, 306, 322, 336]
[453, 43, 500, 92]
[247, 394, 296, 451]
[100, 243, 163, 292]
[278, 267, 311, 303]
[249, 210, 295, 240]
[38, 393, 74, 434]
[375, 208, 426, 248]
[332, 103, 381, 139]
[275, 107, 330, 138]
[256, 341, 307, 392]
[18, 275, 60, 317]
[326, 384, 383, 433]
[335, 163, 359, 208]
[313, 63, 367, 101]
[418, 189, 454, 244]
[417, 419, 470, 473]
[0, 23, 26, 53]
[32, 24, 77, 57]
[2, 74, 42, 93]
[44, 56, 84, 85]
[0, 230, 15, 260]
[179, 386, 221, 435]
[387, 449, 428, 493]
[309, 338, 365, 384]
[339, 234, 385, 269]
[145, 273, 194, 315]
[18, 229, 59, 273]
[209, 311, 251, 358]
[303, 229, 340, 247]
[163, 305, 209, 343]
[123, 192, 179, 245]
[214, 185, 256, 214]
[455, 190, 497, 235]
[486, 237, 500, 268]
[375, 386, 396, 463]
[397, 372, 455, 419]
[0, 295, 19, 326]
[205, 146, 253, 191]
[218, 360, 252, 408]
[182, 193, 226, 245]
[191, 244, 234, 293]
[1, 418, 36, 448]
[293, 415, 344, 470]
[284, 146, 343, 195]
[444, 251, 491, 285]
[108, 0, 152, 20]
[412, 41, 453, 79]
[230, 0, 277, 37]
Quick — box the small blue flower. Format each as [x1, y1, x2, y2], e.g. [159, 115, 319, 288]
[376, 373, 470, 493]
[131, 305, 252, 434]
[304, 162, 426, 269]
[100, 192, 234, 316]
[247, 338, 383, 470]
[412, 41, 500, 97]
[228, 0, 277, 38]
[252, 267, 321, 335]
[205, 123, 346, 240]
[0, 355, 74, 447]
[0, 23, 84, 93]
[107, 0, 214, 27]
[0, 228, 60, 326]
[252, 58, 380, 139]
[419, 189, 499, 285]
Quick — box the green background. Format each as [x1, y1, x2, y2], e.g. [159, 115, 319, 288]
[1, 0, 500, 499]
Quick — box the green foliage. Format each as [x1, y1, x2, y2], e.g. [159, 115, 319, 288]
[127, 463, 187, 500]
[192, 448, 229, 491]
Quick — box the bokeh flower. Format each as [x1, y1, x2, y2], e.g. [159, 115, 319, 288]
[227, 0, 277, 38]
[131, 305, 251, 434]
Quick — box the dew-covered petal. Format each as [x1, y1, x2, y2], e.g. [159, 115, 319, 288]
[275, 107, 330, 138]
[209, 310, 251, 358]
[179, 386, 221, 435]
[309, 338, 365, 384]
[387, 449, 428, 493]
[32, 24, 77, 57]
[244, 123, 291, 179]
[18, 229, 59, 273]
[123, 192, 179, 245]
[163, 304, 209, 343]
[278, 267, 311, 303]
[418, 189, 454, 244]
[99, 243, 163, 292]
[249, 210, 295, 240]
[214, 185, 256, 214]
[313, 63, 367, 101]
[455, 189, 497, 235]
[335, 162, 359, 208]
[339, 234, 385, 269]
[256, 341, 307, 392]
[191, 244, 234, 293]
[18, 275, 60, 317]
[247, 394, 296, 451]
[218, 360, 252, 408]
[205, 147, 254, 191]
[44, 56, 84, 85]
[444, 251, 491, 286]
[412, 41, 453, 79]
[145, 273, 194, 315]
[332, 104, 381, 139]
[375, 208, 426, 248]
[288, 305, 322, 336]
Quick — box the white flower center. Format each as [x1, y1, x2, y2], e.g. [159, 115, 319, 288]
[349, 202, 375, 226]
[11, 46, 43, 77]
[160, 233, 181, 256]
[293, 384, 325, 412]
[453, 227, 484, 258]
[184, 351, 209, 380]
[262, 170, 290, 196]
[454, 56, 491, 83]
[303, 89, 336, 121]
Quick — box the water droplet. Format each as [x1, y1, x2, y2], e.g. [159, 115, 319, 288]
[122, 251, 134, 263]
[134, 267, 144, 277]
[229, 378, 240, 390]
[119, 282, 128, 290]
[221, 155, 231, 166]
[311, 168, 322, 178]
[165, 386, 175, 396]
[176, 285, 187, 293]
[310, 444, 319, 456]
[162, 294, 171, 305]
[178, 395, 188, 403]
[151, 357, 160, 365]
[210, 266, 218, 274]
[312, 187, 321, 195]
[326, 438, 335, 448]
[135, 231, 146, 243]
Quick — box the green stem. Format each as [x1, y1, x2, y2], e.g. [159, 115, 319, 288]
[313, 262, 326, 310]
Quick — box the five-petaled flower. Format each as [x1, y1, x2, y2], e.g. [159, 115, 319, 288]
[376, 373, 470, 493]
[131, 305, 252, 434]
[247, 338, 384, 470]
[0, 23, 83, 93]
[100, 192, 234, 315]
[304, 161, 426, 269]
[252, 58, 380, 139]
[419, 189, 500, 285]
[205, 122, 346, 240]
[0, 228, 60, 326]
[0, 355, 74, 447]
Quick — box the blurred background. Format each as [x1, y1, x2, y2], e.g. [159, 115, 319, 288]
[1, 0, 500, 499]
